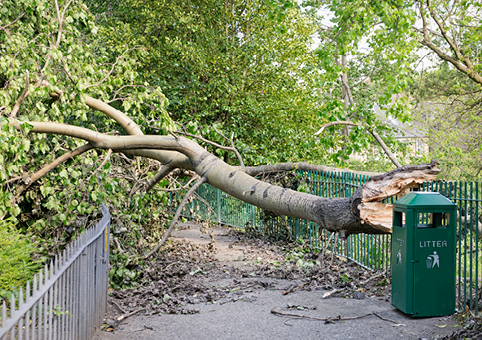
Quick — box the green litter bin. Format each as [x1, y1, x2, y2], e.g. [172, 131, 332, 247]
[391, 192, 457, 317]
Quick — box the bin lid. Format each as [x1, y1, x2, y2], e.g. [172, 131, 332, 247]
[393, 192, 456, 211]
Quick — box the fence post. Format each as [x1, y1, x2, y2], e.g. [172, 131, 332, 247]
[343, 172, 350, 197]
[251, 205, 256, 228]
[216, 188, 221, 224]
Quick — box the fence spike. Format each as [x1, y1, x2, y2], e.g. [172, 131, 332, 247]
[35, 269, 42, 295]
[44, 264, 48, 283]
[19, 287, 23, 307]
[25, 281, 31, 304]
[10, 292, 15, 317]
[50, 260, 54, 280]
[1, 299, 6, 327]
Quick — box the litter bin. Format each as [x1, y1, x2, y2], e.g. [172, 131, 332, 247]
[391, 192, 457, 317]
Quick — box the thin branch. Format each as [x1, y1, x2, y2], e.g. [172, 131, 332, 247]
[418, 1, 482, 85]
[2, 176, 23, 186]
[271, 308, 372, 323]
[116, 308, 145, 322]
[88, 149, 113, 180]
[368, 129, 402, 168]
[314, 121, 358, 136]
[0, 12, 25, 31]
[85, 47, 139, 89]
[352, 66, 383, 87]
[145, 166, 175, 192]
[213, 126, 245, 167]
[143, 177, 207, 259]
[174, 129, 244, 167]
[318, 61, 402, 168]
[41, 0, 72, 72]
[15, 143, 94, 198]
[150, 175, 198, 192]
[373, 312, 399, 324]
[168, 129, 180, 139]
[10, 71, 30, 118]
[426, 0, 463, 62]
[60, 57, 76, 85]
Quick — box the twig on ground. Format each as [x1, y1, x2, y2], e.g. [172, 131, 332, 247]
[282, 282, 309, 295]
[322, 288, 342, 299]
[111, 300, 127, 314]
[360, 271, 386, 285]
[116, 308, 145, 322]
[271, 308, 372, 323]
[373, 312, 399, 324]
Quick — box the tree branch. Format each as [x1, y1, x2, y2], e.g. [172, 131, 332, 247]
[10, 70, 30, 118]
[0, 12, 25, 31]
[88, 149, 113, 180]
[85, 47, 139, 89]
[418, 1, 482, 85]
[143, 177, 207, 259]
[314, 121, 358, 136]
[241, 162, 380, 177]
[174, 129, 244, 167]
[38, 80, 192, 169]
[212, 126, 245, 167]
[15, 143, 94, 198]
[426, 0, 463, 61]
[145, 166, 175, 192]
[314, 121, 402, 168]
[367, 128, 402, 168]
[330, 61, 402, 168]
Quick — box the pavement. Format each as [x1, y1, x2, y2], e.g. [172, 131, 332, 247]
[93, 287, 460, 339]
[93, 223, 461, 339]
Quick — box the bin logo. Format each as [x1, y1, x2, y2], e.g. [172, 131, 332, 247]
[426, 251, 440, 268]
[396, 249, 402, 265]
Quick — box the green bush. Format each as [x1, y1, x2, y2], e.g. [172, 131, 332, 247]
[0, 219, 41, 295]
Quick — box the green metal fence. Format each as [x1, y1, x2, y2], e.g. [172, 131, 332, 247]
[177, 169, 481, 313]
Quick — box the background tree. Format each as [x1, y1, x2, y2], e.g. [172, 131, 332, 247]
[409, 0, 482, 180]
[300, 0, 482, 178]
[306, 0, 419, 167]
[87, 0, 326, 165]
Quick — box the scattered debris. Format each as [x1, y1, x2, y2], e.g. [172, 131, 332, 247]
[102, 225, 392, 330]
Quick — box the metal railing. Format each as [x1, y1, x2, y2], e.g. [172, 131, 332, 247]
[0, 204, 111, 340]
[178, 169, 481, 312]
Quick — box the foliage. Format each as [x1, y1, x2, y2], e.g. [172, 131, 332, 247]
[0, 0, 174, 288]
[87, 0, 326, 165]
[410, 66, 482, 180]
[308, 0, 482, 176]
[108, 251, 145, 290]
[0, 219, 41, 293]
[301, 0, 418, 166]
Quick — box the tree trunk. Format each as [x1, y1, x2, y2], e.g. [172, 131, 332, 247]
[11, 118, 440, 237]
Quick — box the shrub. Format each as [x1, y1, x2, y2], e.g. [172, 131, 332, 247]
[0, 219, 41, 296]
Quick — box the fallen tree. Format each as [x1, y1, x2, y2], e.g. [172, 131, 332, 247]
[7, 89, 440, 243]
[0, 0, 441, 258]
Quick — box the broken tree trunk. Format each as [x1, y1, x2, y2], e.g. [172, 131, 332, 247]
[11, 117, 440, 237]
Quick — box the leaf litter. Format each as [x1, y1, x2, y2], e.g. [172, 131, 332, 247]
[103, 224, 393, 330]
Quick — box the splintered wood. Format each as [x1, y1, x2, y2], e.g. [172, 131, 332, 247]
[358, 203, 393, 233]
[357, 163, 441, 232]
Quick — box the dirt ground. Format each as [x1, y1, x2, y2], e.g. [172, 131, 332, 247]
[93, 222, 466, 339]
